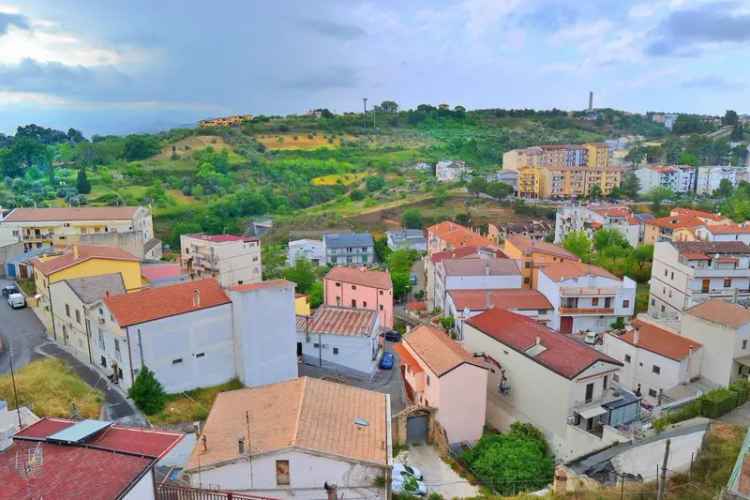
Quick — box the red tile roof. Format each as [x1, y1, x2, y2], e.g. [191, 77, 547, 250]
[506, 235, 579, 260]
[442, 257, 521, 276]
[686, 299, 750, 329]
[32, 245, 139, 276]
[187, 233, 258, 243]
[611, 319, 701, 361]
[430, 245, 506, 263]
[325, 266, 392, 289]
[105, 278, 230, 327]
[230, 279, 294, 292]
[394, 343, 424, 374]
[141, 263, 182, 281]
[448, 289, 552, 311]
[466, 308, 621, 379]
[705, 224, 750, 235]
[539, 261, 619, 282]
[15, 417, 72, 438]
[4, 206, 139, 222]
[647, 215, 704, 230]
[671, 207, 726, 222]
[404, 325, 486, 376]
[304, 305, 378, 337]
[590, 206, 632, 218]
[427, 221, 498, 250]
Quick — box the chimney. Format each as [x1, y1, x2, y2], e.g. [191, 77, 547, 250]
[193, 289, 201, 307]
[105, 290, 110, 299]
[536, 336, 541, 346]
[73, 245, 79, 259]
[238, 436, 245, 454]
[633, 328, 640, 345]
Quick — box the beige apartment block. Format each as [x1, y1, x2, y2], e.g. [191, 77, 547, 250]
[180, 233, 262, 288]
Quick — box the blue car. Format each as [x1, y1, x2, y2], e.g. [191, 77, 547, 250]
[379, 352, 395, 370]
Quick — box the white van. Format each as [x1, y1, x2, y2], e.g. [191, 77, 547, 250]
[8, 293, 25, 309]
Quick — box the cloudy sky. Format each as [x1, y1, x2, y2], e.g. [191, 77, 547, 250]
[1, 0, 749, 135]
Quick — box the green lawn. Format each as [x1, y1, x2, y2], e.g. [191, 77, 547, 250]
[636, 282, 650, 314]
[148, 379, 243, 426]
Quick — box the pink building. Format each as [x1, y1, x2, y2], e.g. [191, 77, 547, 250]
[324, 266, 394, 329]
[395, 325, 488, 444]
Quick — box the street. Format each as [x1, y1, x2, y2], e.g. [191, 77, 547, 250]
[0, 278, 46, 375]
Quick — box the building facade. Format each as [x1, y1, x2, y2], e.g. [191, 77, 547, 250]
[554, 205, 642, 247]
[287, 239, 325, 266]
[635, 165, 696, 194]
[323, 233, 375, 266]
[180, 233, 261, 288]
[324, 266, 393, 329]
[386, 229, 427, 252]
[503, 235, 580, 288]
[432, 257, 523, 313]
[435, 160, 468, 182]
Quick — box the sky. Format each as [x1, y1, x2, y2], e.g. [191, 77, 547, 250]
[0, 0, 749, 135]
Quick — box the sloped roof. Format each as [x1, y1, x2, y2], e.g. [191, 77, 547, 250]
[430, 245, 506, 263]
[404, 325, 486, 376]
[31, 245, 139, 276]
[466, 308, 622, 379]
[185, 377, 389, 471]
[105, 278, 230, 327]
[302, 306, 378, 337]
[442, 257, 521, 277]
[647, 215, 704, 230]
[427, 221, 497, 249]
[705, 224, 750, 235]
[539, 261, 619, 282]
[325, 266, 392, 289]
[448, 289, 552, 311]
[229, 279, 294, 292]
[323, 232, 374, 248]
[4, 206, 140, 222]
[686, 299, 750, 329]
[64, 273, 126, 304]
[590, 205, 632, 218]
[671, 207, 726, 222]
[612, 319, 701, 361]
[673, 241, 750, 256]
[185, 233, 258, 243]
[506, 235, 579, 260]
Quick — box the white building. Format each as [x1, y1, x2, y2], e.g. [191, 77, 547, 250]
[635, 165, 696, 194]
[99, 278, 298, 392]
[536, 262, 636, 334]
[287, 239, 325, 266]
[648, 241, 750, 320]
[296, 306, 380, 376]
[386, 229, 427, 252]
[678, 300, 750, 387]
[603, 319, 703, 405]
[180, 233, 261, 288]
[554, 205, 642, 247]
[435, 160, 468, 182]
[694, 224, 750, 244]
[185, 377, 391, 500]
[695, 166, 747, 195]
[463, 308, 637, 461]
[433, 257, 523, 312]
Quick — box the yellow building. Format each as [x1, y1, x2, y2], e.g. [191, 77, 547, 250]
[585, 143, 610, 168]
[295, 293, 311, 316]
[31, 245, 142, 330]
[503, 235, 580, 288]
[516, 166, 543, 198]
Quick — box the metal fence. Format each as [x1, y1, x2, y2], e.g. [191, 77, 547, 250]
[156, 484, 276, 500]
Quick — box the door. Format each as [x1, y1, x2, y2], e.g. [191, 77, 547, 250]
[560, 316, 573, 334]
[406, 415, 428, 445]
[702, 279, 710, 293]
[296, 342, 302, 357]
[6, 264, 15, 278]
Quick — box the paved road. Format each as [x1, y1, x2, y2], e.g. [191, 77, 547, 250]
[396, 445, 479, 498]
[0, 279, 46, 375]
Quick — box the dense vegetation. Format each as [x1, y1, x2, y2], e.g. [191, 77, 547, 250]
[562, 229, 654, 283]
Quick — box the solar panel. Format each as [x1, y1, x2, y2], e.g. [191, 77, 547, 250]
[47, 419, 112, 443]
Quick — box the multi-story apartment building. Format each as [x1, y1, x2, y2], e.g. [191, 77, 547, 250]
[287, 239, 325, 266]
[180, 233, 261, 288]
[323, 266, 393, 329]
[0, 206, 154, 251]
[695, 224, 750, 244]
[463, 308, 638, 461]
[536, 261, 636, 334]
[426, 245, 506, 309]
[586, 143, 610, 168]
[635, 165, 696, 194]
[503, 235, 579, 288]
[426, 221, 497, 255]
[555, 205, 642, 247]
[322, 232, 375, 266]
[696, 166, 748, 195]
[641, 208, 732, 244]
[488, 219, 552, 244]
[540, 166, 624, 198]
[648, 241, 750, 320]
[503, 143, 609, 171]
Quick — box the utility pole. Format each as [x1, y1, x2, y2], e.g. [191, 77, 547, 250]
[657, 439, 671, 500]
[8, 345, 21, 428]
[362, 98, 368, 129]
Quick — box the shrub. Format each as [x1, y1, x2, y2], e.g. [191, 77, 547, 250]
[702, 388, 738, 418]
[128, 366, 167, 415]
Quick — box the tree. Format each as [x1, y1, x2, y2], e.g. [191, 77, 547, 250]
[678, 151, 698, 166]
[387, 249, 419, 300]
[562, 231, 592, 263]
[128, 366, 166, 415]
[731, 124, 744, 142]
[589, 184, 603, 200]
[468, 176, 488, 197]
[593, 228, 630, 252]
[123, 134, 161, 161]
[723, 110, 739, 127]
[76, 167, 92, 194]
[715, 178, 734, 198]
[620, 173, 641, 199]
[67, 128, 86, 143]
[283, 258, 316, 294]
[365, 175, 386, 192]
[624, 146, 646, 167]
[308, 281, 323, 308]
[455, 213, 471, 227]
[380, 100, 399, 113]
[401, 208, 423, 229]
[262, 244, 288, 280]
[646, 186, 674, 215]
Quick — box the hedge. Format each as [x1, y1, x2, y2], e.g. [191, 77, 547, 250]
[653, 380, 750, 431]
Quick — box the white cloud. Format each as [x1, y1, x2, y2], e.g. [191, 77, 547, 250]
[462, 0, 524, 37]
[0, 24, 122, 66]
[0, 90, 68, 106]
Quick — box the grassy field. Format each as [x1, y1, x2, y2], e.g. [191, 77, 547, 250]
[149, 378, 243, 426]
[311, 172, 368, 186]
[0, 358, 102, 418]
[154, 134, 235, 160]
[255, 132, 349, 150]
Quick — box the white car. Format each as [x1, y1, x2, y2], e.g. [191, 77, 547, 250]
[8, 293, 25, 309]
[392, 477, 427, 496]
[393, 463, 424, 480]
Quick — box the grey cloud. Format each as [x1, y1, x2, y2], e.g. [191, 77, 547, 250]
[681, 76, 745, 91]
[646, 2, 750, 56]
[0, 12, 30, 35]
[303, 18, 366, 40]
[281, 65, 359, 91]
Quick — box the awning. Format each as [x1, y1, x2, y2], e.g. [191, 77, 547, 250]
[577, 406, 607, 419]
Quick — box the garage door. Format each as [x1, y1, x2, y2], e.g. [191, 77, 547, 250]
[406, 415, 428, 444]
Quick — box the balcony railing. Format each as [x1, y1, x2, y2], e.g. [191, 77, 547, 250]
[560, 287, 618, 297]
[560, 307, 614, 315]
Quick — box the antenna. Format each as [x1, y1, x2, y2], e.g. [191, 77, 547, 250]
[15, 442, 44, 498]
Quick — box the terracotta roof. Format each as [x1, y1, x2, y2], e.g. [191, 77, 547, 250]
[141, 263, 183, 282]
[673, 241, 750, 256]
[506, 235, 579, 260]
[393, 343, 424, 374]
[404, 325, 486, 376]
[32, 245, 139, 276]
[539, 261, 619, 282]
[430, 245, 506, 263]
[230, 279, 294, 292]
[590, 206, 632, 218]
[466, 308, 622, 379]
[186, 233, 258, 243]
[686, 299, 750, 329]
[186, 377, 389, 471]
[442, 257, 521, 276]
[325, 266, 393, 289]
[301, 306, 378, 337]
[671, 207, 726, 222]
[612, 319, 701, 361]
[3, 206, 140, 222]
[705, 224, 750, 235]
[647, 215, 705, 230]
[427, 221, 497, 250]
[448, 289, 552, 311]
[105, 278, 230, 327]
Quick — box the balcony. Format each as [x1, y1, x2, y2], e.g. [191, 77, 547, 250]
[560, 307, 614, 315]
[560, 287, 618, 297]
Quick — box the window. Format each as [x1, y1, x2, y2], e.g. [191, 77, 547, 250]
[114, 339, 120, 352]
[335, 282, 341, 287]
[649, 388, 658, 398]
[592, 297, 599, 306]
[623, 299, 630, 308]
[613, 373, 620, 383]
[652, 365, 661, 374]
[664, 269, 668, 277]
[379, 290, 384, 295]
[351, 299, 356, 307]
[427, 375, 430, 386]
[100, 356, 107, 367]
[625, 354, 631, 363]
[661, 305, 665, 313]
[585, 383, 594, 403]
[651, 299, 655, 306]
[333, 347, 339, 355]
[75, 310, 81, 324]
[379, 304, 384, 310]
[196, 352, 205, 358]
[525, 261, 531, 268]
[524, 278, 530, 285]
[670, 272, 674, 280]
[743, 340, 748, 350]
[725, 278, 732, 288]
[352, 285, 357, 290]
[603, 375, 608, 391]
[172, 358, 183, 364]
[276, 460, 290, 486]
[65, 304, 70, 317]
[362, 301, 367, 308]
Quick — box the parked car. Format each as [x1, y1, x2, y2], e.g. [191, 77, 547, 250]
[8, 293, 25, 309]
[393, 463, 424, 480]
[379, 352, 395, 370]
[409, 273, 418, 285]
[392, 476, 426, 496]
[383, 330, 402, 342]
[583, 331, 601, 345]
[1, 285, 19, 298]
